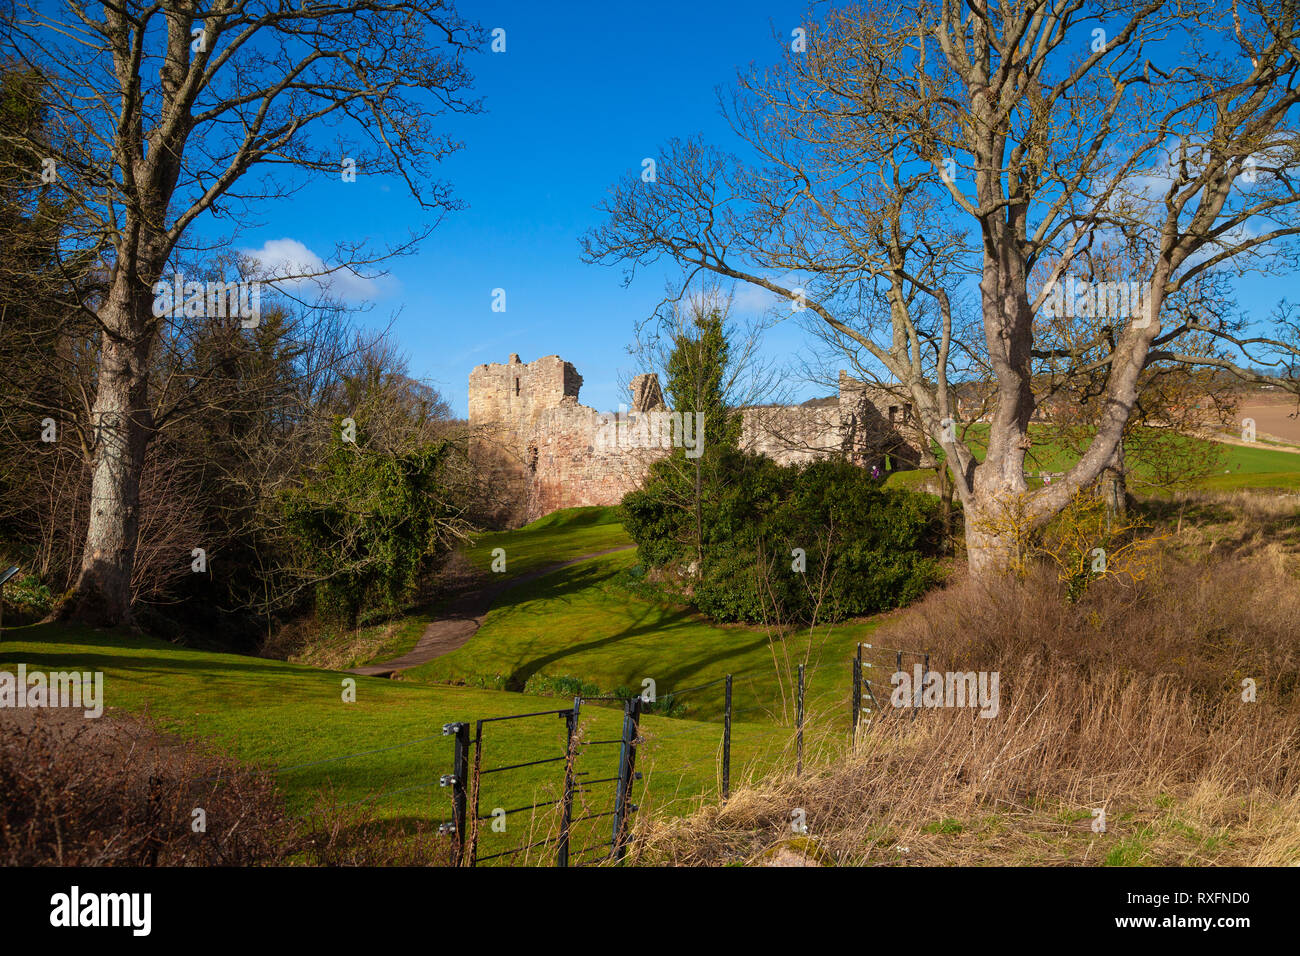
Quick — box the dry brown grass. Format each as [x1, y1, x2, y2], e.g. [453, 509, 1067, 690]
[0, 710, 295, 865]
[0, 709, 450, 865]
[632, 496, 1300, 866]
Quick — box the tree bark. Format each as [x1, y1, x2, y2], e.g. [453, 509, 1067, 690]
[964, 520, 1018, 578]
[59, 287, 155, 626]
[1100, 441, 1127, 519]
[936, 459, 954, 552]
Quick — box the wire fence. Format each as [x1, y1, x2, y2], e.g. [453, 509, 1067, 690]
[853, 641, 932, 733]
[434, 647, 915, 866]
[205, 645, 930, 867]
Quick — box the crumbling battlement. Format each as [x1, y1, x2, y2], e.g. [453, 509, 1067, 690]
[468, 354, 923, 526]
[741, 372, 926, 468]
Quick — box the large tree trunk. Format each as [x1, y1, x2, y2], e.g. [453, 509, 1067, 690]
[60, 289, 155, 626]
[964, 519, 1019, 577]
[1100, 441, 1127, 519]
[962, 232, 1036, 576]
[937, 462, 954, 552]
[962, 476, 1031, 577]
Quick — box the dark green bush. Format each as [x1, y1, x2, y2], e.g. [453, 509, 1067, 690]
[280, 437, 458, 629]
[623, 453, 941, 624]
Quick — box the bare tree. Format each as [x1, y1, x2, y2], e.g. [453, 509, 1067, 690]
[1033, 240, 1240, 513]
[583, 0, 1300, 574]
[1, 0, 481, 624]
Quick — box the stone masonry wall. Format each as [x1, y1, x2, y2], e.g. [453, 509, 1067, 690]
[467, 354, 924, 526]
[468, 354, 669, 524]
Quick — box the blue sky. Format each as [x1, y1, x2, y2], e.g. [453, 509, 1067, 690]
[223, 1, 1297, 417]
[232, 0, 814, 417]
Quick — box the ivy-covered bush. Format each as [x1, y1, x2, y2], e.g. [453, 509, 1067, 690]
[280, 439, 458, 628]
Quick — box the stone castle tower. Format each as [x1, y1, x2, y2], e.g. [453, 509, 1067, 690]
[468, 354, 923, 526]
[468, 354, 670, 524]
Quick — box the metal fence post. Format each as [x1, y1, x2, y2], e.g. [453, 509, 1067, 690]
[557, 696, 581, 867]
[796, 663, 805, 777]
[897, 650, 905, 718]
[722, 674, 733, 801]
[914, 652, 929, 721]
[852, 646, 863, 737]
[440, 722, 471, 865]
[611, 696, 642, 861]
[468, 719, 484, 866]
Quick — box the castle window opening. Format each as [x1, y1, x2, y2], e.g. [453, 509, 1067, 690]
[515, 377, 520, 396]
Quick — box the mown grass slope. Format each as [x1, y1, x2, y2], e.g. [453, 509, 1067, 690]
[402, 545, 882, 726]
[463, 506, 635, 578]
[0, 620, 798, 864]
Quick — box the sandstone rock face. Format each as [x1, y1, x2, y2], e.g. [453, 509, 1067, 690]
[467, 355, 924, 526]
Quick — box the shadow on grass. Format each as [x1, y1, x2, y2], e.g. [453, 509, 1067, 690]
[1134, 498, 1238, 526]
[1, 622, 363, 680]
[1135, 496, 1300, 553]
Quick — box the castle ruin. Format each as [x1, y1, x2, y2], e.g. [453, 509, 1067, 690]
[468, 354, 925, 525]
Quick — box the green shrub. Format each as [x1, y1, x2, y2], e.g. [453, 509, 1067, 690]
[623, 453, 941, 624]
[280, 437, 459, 629]
[2, 573, 52, 621]
[522, 673, 603, 699]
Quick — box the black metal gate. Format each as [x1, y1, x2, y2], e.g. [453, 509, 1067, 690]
[441, 696, 643, 866]
[852, 641, 930, 736]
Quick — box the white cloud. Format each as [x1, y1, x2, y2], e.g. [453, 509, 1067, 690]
[240, 238, 380, 302]
[729, 282, 784, 313]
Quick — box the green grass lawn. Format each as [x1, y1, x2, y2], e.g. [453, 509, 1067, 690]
[10, 439, 1291, 866]
[463, 506, 634, 579]
[322, 507, 637, 671]
[291, 612, 433, 671]
[1190, 470, 1300, 492]
[402, 545, 882, 729]
[0, 619, 798, 863]
[887, 424, 1300, 493]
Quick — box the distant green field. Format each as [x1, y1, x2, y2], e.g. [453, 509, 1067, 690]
[887, 424, 1300, 492]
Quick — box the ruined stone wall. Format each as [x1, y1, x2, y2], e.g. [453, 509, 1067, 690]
[467, 353, 580, 454]
[467, 354, 580, 523]
[467, 354, 925, 527]
[468, 354, 669, 525]
[740, 403, 842, 465]
[528, 404, 665, 519]
[741, 374, 925, 469]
